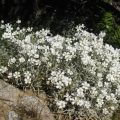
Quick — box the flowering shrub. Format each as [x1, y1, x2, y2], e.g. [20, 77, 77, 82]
[0, 20, 120, 119]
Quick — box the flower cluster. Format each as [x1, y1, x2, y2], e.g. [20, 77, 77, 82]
[48, 70, 72, 89]
[0, 21, 120, 118]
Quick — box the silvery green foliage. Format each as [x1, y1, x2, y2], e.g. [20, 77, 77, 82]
[0, 20, 120, 118]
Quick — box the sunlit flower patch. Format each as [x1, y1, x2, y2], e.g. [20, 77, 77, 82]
[0, 20, 120, 119]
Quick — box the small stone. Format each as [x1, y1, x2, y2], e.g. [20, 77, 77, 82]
[7, 111, 19, 120]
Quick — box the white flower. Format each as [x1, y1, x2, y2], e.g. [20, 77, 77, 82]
[16, 19, 21, 24]
[27, 27, 33, 32]
[34, 54, 39, 58]
[34, 60, 41, 65]
[62, 77, 72, 86]
[9, 57, 16, 64]
[24, 77, 31, 84]
[65, 93, 71, 101]
[99, 31, 106, 38]
[111, 106, 115, 111]
[96, 98, 104, 108]
[103, 108, 109, 114]
[84, 101, 91, 109]
[13, 72, 20, 79]
[91, 87, 98, 97]
[19, 57, 25, 63]
[77, 88, 84, 97]
[51, 71, 56, 76]
[82, 82, 90, 90]
[0, 66, 8, 73]
[101, 89, 107, 96]
[76, 24, 85, 32]
[49, 70, 72, 89]
[24, 71, 31, 77]
[76, 99, 84, 106]
[98, 81, 103, 87]
[56, 81, 63, 89]
[1, 20, 4, 24]
[97, 73, 102, 78]
[24, 35, 31, 43]
[8, 72, 13, 78]
[106, 74, 115, 82]
[105, 95, 111, 101]
[104, 82, 109, 88]
[0, 25, 5, 29]
[24, 71, 31, 84]
[67, 69, 73, 75]
[56, 100, 66, 109]
[28, 58, 35, 64]
[29, 49, 37, 56]
[81, 56, 90, 65]
[17, 27, 20, 30]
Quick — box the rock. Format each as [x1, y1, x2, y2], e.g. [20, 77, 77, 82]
[0, 80, 55, 120]
[7, 111, 19, 120]
[17, 96, 55, 120]
[0, 80, 23, 105]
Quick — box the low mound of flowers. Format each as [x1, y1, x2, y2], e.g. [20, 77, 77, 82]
[0, 20, 120, 119]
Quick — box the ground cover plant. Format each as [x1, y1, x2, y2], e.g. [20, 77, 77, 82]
[0, 20, 120, 120]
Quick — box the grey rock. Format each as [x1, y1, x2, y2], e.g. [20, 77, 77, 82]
[0, 80, 55, 120]
[7, 111, 19, 120]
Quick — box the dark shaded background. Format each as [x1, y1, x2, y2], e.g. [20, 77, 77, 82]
[0, 0, 120, 42]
